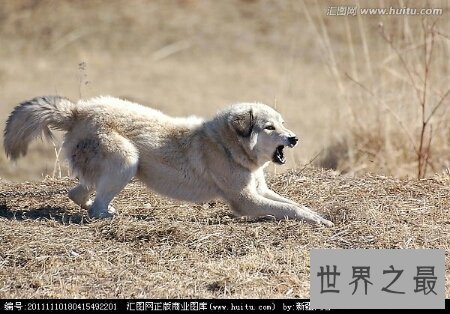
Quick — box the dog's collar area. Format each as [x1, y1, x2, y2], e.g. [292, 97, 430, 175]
[272, 145, 286, 164]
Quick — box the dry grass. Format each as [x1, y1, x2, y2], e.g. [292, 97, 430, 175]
[0, 0, 448, 300]
[0, 167, 449, 298]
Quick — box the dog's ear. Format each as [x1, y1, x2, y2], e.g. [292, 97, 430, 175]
[228, 108, 254, 137]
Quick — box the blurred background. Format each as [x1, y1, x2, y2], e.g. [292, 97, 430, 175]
[0, 0, 448, 181]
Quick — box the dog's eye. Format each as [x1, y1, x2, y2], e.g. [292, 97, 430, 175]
[265, 125, 275, 130]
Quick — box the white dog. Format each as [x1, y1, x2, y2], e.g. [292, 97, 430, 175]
[4, 96, 333, 226]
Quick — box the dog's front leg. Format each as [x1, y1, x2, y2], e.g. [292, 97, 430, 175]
[229, 189, 333, 226]
[211, 166, 332, 226]
[254, 169, 331, 221]
[255, 169, 301, 205]
[260, 187, 297, 205]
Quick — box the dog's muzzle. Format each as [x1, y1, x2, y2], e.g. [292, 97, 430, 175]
[272, 136, 299, 165]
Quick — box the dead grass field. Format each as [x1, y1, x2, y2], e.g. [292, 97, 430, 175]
[0, 0, 449, 300]
[0, 167, 449, 298]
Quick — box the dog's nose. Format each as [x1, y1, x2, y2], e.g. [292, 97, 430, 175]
[288, 136, 298, 147]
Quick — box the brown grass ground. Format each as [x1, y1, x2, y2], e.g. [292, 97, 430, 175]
[0, 167, 448, 298]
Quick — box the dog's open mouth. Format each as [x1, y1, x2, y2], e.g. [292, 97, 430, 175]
[272, 145, 286, 164]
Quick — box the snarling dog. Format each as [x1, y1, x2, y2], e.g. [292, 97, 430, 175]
[4, 96, 333, 226]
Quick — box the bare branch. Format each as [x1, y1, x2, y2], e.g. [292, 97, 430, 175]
[345, 72, 419, 154]
[378, 24, 423, 106]
[425, 89, 450, 124]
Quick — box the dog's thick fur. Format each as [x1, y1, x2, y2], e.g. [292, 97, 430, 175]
[4, 96, 333, 226]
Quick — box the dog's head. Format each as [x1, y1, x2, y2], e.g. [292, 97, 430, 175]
[227, 103, 298, 165]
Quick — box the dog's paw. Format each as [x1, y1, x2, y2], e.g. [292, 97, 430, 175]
[319, 217, 334, 227]
[295, 206, 334, 227]
[88, 205, 116, 219]
[81, 199, 93, 210]
[107, 205, 116, 214]
[309, 212, 334, 227]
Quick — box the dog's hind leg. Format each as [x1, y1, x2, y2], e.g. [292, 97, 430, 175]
[66, 131, 139, 219]
[88, 164, 138, 219]
[88, 144, 139, 219]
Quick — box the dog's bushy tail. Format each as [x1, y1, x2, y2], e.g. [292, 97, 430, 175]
[4, 96, 76, 160]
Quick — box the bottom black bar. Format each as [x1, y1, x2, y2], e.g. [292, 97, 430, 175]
[0, 299, 448, 312]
